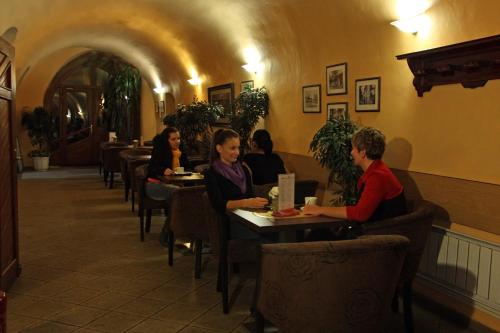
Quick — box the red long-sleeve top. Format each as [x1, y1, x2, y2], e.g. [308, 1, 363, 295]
[346, 160, 403, 222]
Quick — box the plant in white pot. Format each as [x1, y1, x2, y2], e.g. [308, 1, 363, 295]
[21, 106, 57, 171]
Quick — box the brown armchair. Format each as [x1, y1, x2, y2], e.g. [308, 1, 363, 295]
[256, 235, 410, 333]
[166, 186, 209, 278]
[119, 148, 152, 202]
[128, 158, 151, 212]
[135, 164, 170, 241]
[361, 200, 435, 333]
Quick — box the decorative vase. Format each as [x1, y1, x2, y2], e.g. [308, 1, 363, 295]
[33, 156, 49, 171]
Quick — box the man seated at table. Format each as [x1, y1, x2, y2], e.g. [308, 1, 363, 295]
[304, 127, 407, 238]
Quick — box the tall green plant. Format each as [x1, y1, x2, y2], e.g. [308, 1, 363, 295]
[164, 98, 224, 157]
[103, 65, 141, 140]
[230, 87, 269, 152]
[21, 106, 58, 157]
[309, 117, 362, 205]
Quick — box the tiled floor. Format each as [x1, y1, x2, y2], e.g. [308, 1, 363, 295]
[6, 170, 480, 332]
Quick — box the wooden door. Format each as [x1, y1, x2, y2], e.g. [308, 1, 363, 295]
[0, 37, 20, 290]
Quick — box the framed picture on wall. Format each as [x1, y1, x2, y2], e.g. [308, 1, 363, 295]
[240, 80, 254, 92]
[208, 83, 234, 123]
[327, 102, 348, 120]
[355, 77, 380, 112]
[326, 63, 347, 95]
[302, 84, 321, 113]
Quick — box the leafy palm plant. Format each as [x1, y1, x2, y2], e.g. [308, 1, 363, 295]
[309, 117, 362, 205]
[21, 106, 57, 157]
[230, 87, 269, 153]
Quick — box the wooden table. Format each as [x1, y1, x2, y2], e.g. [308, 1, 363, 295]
[160, 173, 204, 185]
[228, 208, 343, 234]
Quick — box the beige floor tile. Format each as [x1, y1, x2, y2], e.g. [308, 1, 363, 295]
[114, 297, 169, 316]
[110, 279, 166, 297]
[21, 281, 75, 298]
[8, 277, 48, 295]
[5, 314, 43, 333]
[84, 311, 145, 333]
[83, 291, 136, 310]
[20, 265, 71, 282]
[50, 305, 107, 326]
[6, 293, 42, 314]
[142, 284, 193, 302]
[20, 321, 78, 333]
[191, 307, 249, 332]
[127, 318, 185, 333]
[18, 299, 76, 319]
[55, 287, 106, 304]
[152, 302, 213, 324]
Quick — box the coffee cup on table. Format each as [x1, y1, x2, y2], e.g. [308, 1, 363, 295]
[175, 167, 184, 173]
[304, 196, 318, 205]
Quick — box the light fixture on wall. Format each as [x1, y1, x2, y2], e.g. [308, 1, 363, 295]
[187, 76, 202, 85]
[242, 62, 264, 74]
[154, 85, 166, 118]
[153, 86, 166, 94]
[390, 14, 428, 34]
[242, 47, 264, 74]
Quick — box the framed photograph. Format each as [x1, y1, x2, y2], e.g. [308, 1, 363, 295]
[327, 102, 348, 120]
[302, 84, 321, 113]
[326, 63, 347, 95]
[158, 100, 165, 114]
[240, 80, 254, 92]
[208, 83, 235, 123]
[355, 77, 380, 112]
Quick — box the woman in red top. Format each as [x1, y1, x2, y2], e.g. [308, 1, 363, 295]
[304, 127, 406, 222]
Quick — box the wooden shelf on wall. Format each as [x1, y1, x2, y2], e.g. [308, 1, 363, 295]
[396, 34, 500, 97]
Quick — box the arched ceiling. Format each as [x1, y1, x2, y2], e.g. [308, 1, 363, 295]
[1, 0, 407, 95]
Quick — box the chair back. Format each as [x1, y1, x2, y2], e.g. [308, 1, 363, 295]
[202, 192, 222, 257]
[257, 235, 409, 333]
[129, 159, 151, 192]
[120, 148, 152, 182]
[102, 146, 131, 173]
[168, 186, 209, 241]
[135, 164, 149, 206]
[362, 200, 435, 283]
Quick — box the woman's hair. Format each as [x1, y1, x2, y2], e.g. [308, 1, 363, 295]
[252, 129, 273, 156]
[209, 129, 239, 164]
[352, 127, 386, 160]
[163, 127, 180, 149]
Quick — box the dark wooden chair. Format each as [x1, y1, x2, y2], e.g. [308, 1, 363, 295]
[135, 164, 170, 241]
[166, 186, 209, 278]
[102, 145, 131, 189]
[129, 159, 151, 212]
[255, 236, 409, 333]
[202, 192, 259, 313]
[0, 291, 6, 333]
[362, 200, 435, 333]
[119, 148, 152, 202]
[99, 141, 129, 176]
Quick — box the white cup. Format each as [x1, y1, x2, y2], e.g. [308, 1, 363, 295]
[175, 167, 184, 173]
[304, 196, 318, 205]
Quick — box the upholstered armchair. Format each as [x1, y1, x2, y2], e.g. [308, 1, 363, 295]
[362, 200, 435, 333]
[256, 235, 410, 333]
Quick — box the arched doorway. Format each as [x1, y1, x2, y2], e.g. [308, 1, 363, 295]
[45, 51, 141, 165]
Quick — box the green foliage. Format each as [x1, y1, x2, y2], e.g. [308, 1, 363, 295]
[165, 97, 224, 158]
[21, 106, 57, 156]
[230, 87, 269, 152]
[309, 117, 362, 205]
[103, 65, 141, 140]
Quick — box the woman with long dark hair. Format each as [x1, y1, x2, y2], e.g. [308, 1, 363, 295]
[243, 129, 286, 185]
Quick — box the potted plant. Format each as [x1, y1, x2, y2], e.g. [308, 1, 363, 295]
[230, 87, 269, 153]
[21, 106, 57, 171]
[309, 117, 362, 205]
[164, 97, 224, 159]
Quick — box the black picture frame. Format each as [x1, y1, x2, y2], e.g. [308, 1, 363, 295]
[326, 62, 348, 95]
[240, 80, 254, 92]
[302, 84, 321, 113]
[327, 102, 348, 120]
[355, 77, 381, 112]
[208, 83, 235, 123]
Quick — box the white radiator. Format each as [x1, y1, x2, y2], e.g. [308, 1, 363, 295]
[417, 226, 500, 318]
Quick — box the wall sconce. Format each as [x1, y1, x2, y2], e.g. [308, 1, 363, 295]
[154, 85, 166, 118]
[391, 13, 428, 34]
[153, 86, 166, 94]
[242, 62, 264, 74]
[187, 76, 202, 85]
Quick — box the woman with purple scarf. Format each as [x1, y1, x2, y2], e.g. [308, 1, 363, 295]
[205, 129, 269, 239]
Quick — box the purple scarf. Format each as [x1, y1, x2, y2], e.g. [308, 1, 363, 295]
[213, 160, 247, 194]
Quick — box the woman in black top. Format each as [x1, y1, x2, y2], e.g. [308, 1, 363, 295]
[243, 129, 286, 185]
[205, 129, 268, 239]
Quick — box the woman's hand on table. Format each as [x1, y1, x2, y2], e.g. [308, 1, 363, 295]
[245, 197, 269, 208]
[303, 204, 322, 216]
[163, 168, 174, 176]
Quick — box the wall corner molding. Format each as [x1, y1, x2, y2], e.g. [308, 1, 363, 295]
[396, 34, 500, 97]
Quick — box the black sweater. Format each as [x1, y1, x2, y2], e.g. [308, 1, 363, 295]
[204, 166, 254, 215]
[147, 131, 190, 179]
[243, 152, 286, 185]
